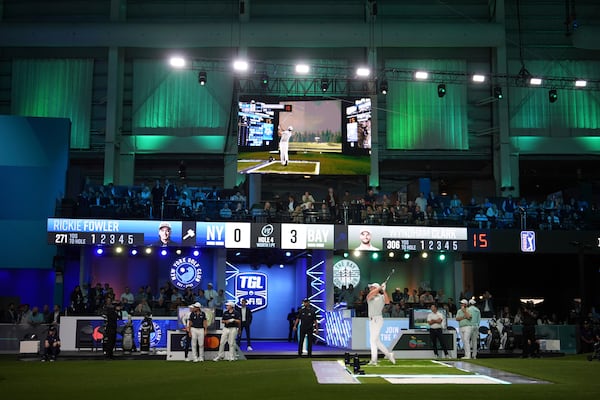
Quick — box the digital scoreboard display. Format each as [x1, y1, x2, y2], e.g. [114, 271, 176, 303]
[48, 218, 600, 254]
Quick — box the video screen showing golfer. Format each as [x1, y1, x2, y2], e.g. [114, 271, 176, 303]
[278, 125, 293, 166]
[356, 229, 379, 251]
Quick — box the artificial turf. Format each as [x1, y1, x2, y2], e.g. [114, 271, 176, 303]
[1, 354, 599, 400]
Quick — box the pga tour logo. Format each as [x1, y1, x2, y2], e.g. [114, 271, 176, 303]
[170, 257, 203, 290]
[235, 272, 268, 312]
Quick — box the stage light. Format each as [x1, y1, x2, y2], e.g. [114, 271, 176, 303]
[145, 247, 152, 254]
[95, 248, 103, 255]
[295, 64, 310, 74]
[493, 86, 503, 99]
[320, 78, 329, 92]
[421, 252, 428, 258]
[160, 249, 167, 256]
[403, 253, 410, 260]
[438, 253, 446, 261]
[279, 264, 284, 269]
[549, 89, 558, 103]
[198, 71, 207, 86]
[115, 247, 123, 254]
[414, 71, 429, 80]
[353, 250, 360, 257]
[233, 59, 249, 71]
[575, 80, 587, 87]
[529, 77, 542, 85]
[169, 56, 186, 68]
[193, 249, 200, 257]
[131, 249, 138, 256]
[472, 74, 486, 83]
[388, 251, 395, 258]
[371, 252, 379, 260]
[176, 249, 182, 255]
[343, 252, 349, 258]
[285, 251, 292, 257]
[260, 73, 269, 88]
[437, 83, 446, 98]
[356, 67, 370, 77]
[379, 80, 388, 95]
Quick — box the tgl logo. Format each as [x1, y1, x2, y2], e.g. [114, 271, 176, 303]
[235, 272, 268, 313]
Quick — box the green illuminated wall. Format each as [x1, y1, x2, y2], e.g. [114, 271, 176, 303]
[11, 59, 93, 149]
[385, 59, 469, 150]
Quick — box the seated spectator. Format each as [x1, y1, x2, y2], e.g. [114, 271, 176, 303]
[474, 207, 489, 228]
[42, 326, 61, 362]
[219, 202, 233, 219]
[133, 299, 152, 316]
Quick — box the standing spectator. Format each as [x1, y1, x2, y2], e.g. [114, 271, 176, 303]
[236, 298, 253, 351]
[287, 307, 298, 342]
[204, 283, 218, 308]
[293, 298, 319, 358]
[427, 304, 449, 359]
[325, 187, 339, 221]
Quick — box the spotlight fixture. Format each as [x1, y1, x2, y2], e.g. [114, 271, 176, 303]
[472, 74, 486, 83]
[169, 56, 186, 68]
[529, 78, 542, 85]
[320, 78, 329, 92]
[549, 89, 558, 103]
[356, 67, 370, 77]
[379, 80, 388, 95]
[575, 80, 587, 87]
[437, 83, 446, 98]
[295, 64, 310, 74]
[260, 73, 269, 88]
[493, 86, 503, 99]
[415, 71, 429, 80]
[233, 59, 249, 71]
[198, 71, 207, 86]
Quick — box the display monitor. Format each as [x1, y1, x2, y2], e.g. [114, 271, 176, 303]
[237, 97, 370, 176]
[409, 307, 447, 330]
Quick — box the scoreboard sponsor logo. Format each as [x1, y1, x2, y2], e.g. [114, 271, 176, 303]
[252, 223, 279, 248]
[520, 231, 536, 253]
[235, 272, 268, 312]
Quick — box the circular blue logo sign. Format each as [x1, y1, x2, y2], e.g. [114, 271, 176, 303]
[170, 257, 202, 290]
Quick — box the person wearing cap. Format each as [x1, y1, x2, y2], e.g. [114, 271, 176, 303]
[293, 298, 319, 357]
[356, 229, 379, 251]
[154, 221, 177, 247]
[277, 125, 294, 166]
[456, 299, 472, 359]
[42, 326, 61, 362]
[427, 303, 449, 359]
[102, 302, 118, 359]
[188, 302, 208, 362]
[214, 301, 241, 361]
[366, 282, 396, 365]
[468, 299, 481, 359]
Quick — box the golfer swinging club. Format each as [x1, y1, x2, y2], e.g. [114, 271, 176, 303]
[278, 125, 293, 166]
[366, 282, 396, 366]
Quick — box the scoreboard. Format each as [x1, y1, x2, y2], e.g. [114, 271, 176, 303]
[47, 218, 600, 254]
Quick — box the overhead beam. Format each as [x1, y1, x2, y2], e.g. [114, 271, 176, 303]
[0, 21, 505, 48]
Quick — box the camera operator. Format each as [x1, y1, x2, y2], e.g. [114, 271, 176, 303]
[521, 301, 539, 358]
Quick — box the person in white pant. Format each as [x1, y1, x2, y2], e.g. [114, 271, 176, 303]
[214, 301, 241, 361]
[456, 299, 473, 359]
[187, 302, 208, 362]
[366, 282, 396, 366]
[468, 299, 482, 359]
[278, 125, 293, 166]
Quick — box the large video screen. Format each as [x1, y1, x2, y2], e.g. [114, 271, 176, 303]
[237, 97, 371, 176]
